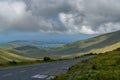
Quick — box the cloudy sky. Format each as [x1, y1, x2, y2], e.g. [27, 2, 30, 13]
[0, 0, 120, 42]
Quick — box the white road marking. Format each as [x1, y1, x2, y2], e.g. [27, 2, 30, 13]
[31, 74, 48, 79]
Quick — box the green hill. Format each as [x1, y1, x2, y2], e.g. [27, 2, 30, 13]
[2, 30, 120, 59]
[0, 50, 35, 63]
[8, 45, 57, 58]
[55, 30, 120, 55]
[53, 48, 120, 80]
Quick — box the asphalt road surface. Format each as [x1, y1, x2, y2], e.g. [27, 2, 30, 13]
[0, 56, 94, 80]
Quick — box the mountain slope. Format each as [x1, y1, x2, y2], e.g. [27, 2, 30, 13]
[0, 50, 35, 63]
[8, 45, 57, 58]
[90, 42, 120, 53]
[3, 30, 120, 59]
[56, 30, 120, 55]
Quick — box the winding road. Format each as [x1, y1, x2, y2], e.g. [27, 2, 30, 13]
[0, 56, 94, 80]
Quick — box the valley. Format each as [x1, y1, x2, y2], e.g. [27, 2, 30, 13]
[0, 30, 120, 64]
[0, 30, 120, 80]
[0, 0, 120, 80]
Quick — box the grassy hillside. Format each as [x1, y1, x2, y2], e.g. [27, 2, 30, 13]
[0, 50, 35, 63]
[1, 30, 120, 59]
[55, 30, 120, 55]
[89, 42, 120, 53]
[53, 48, 120, 80]
[8, 45, 58, 58]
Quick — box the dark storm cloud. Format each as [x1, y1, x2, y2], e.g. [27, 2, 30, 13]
[0, 0, 120, 34]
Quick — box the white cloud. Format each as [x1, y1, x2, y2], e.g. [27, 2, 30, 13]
[0, 0, 120, 34]
[0, 1, 26, 20]
[80, 26, 98, 34]
[0, 0, 27, 30]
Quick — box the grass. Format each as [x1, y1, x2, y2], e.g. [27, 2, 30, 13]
[53, 48, 120, 80]
[69, 35, 108, 49]
[0, 50, 41, 68]
[0, 50, 36, 63]
[90, 42, 120, 53]
[0, 59, 54, 68]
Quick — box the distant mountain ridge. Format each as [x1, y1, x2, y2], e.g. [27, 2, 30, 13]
[1, 30, 120, 59]
[0, 40, 68, 49]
